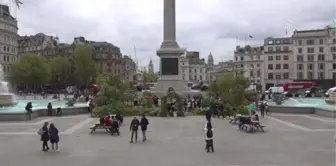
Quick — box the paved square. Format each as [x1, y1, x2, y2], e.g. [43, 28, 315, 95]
[0, 115, 334, 166]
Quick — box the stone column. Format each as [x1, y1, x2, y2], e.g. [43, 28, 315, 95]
[163, 0, 176, 42]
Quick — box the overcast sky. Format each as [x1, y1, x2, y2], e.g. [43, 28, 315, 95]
[6, 0, 336, 70]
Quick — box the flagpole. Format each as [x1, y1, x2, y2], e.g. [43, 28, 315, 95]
[244, 35, 247, 46]
[236, 36, 239, 46]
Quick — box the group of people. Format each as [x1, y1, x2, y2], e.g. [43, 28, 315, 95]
[129, 115, 149, 143]
[38, 122, 60, 152]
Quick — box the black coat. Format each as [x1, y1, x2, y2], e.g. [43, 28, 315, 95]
[130, 119, 140, 131]
[49, 127, 59, 142]
[40, 126, 49, 141]
[140, 117, 149, 130]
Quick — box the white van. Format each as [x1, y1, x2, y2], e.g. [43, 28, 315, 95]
[265, 86, 284, 94]
[325, 87, 336, 97]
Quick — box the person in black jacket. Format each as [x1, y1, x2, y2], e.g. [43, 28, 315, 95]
[40, 122, 50, 151]
[129, 117, 140, 143]
[25, 102, 33, 120]
[140, 115, 149, 142]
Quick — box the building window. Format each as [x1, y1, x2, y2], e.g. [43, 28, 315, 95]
[318, 63, 324, 70]
[267, 47, 273, 52]
[200, 76, 202, 80]
[307, 47, 314, 53]
[297, 55, 304, 61]
[240, 64, 244, 67]
[297, 64, 303, 70]
[333, 39, 336, 44]
[275, 56, 281, 60]
[283, 73, 289, 79]
[275, 74, 281, 79]
[275, 46, 281, 51]
[298, 40, 302, 45]
[257, 70, 261, 77]
[240, 56, 244, 61]
[275, 64, 281, 70]
[250, 71, 254, 77]
[268, 64, 273, 70]
[194, 75, 197, 80]
[333, 63, 336, 69]
[283, 39, 290, 44]
[307, 39, 315, 45]
[319, 39, 323, 45]
[331, 47, 336, 52]
[283, 55, 289, 60]
[308, 64, 314, 70]
[250, 56, 254, 60]
[318, 72, 324, 79]
[298, 48, 302, 53]
[307, 72, 313, 79]
[307, 55, 314, 61]
[297, 72, 303, 79]
[276, 40, 281, 44]
[319, 47, 324, 53]
[268, 56, 273, 61]
[3, 56, 5, 61]
[333, 54, 336, 60]
[257, 56, 260, 60]
[268, 73, 273, 79]
[318, 54, 325, 61]
[194, 69, 197, 73]
[283, 64, 289, 69]
[268, 41, 273, 45]
[250, 64, 254, 68]
[257, 64, 260, 67]
[283, 46, 289, 51]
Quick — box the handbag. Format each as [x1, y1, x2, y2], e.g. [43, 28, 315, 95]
[37, 128, 43, 135]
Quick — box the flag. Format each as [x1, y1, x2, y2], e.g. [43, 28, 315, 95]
[12, 0, 22, 9]
[249, 35, 253, 39]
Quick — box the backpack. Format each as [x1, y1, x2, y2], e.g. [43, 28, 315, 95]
[206, 129, 213, 138]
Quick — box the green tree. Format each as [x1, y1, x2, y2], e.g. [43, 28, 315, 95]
[208, 73, 250, 105]
[48, 56, 71, 85]
[10, 53, 51, 91]
[74, 44, 97, 87]
[143, 72, 158, 83]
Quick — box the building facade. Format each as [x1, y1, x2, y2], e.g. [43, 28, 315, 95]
[233, 45, 265, 90]
[180, 51, 207, 82]
[0, 5, 19, 77]
[209, 60, 234, 82]
[263, 37, 293, 89]
[19, 35, 136, 82]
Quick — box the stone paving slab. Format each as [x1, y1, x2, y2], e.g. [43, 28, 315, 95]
[272, 115, 336, 130]
[0, 115, 334, 166]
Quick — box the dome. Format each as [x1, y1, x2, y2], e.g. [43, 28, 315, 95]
[208, 52, 213, 60]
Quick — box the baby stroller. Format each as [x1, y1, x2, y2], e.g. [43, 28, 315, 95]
[110, 120, 120, 136]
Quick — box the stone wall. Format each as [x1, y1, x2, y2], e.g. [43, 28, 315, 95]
[268, 105, 335, 118]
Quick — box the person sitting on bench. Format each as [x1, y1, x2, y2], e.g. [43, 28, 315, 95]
[104, 115, 111, 127]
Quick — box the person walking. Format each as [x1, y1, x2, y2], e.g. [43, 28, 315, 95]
[260, 100, 267, 118]
[49, 123, 60, 151]
[204, 122, 214, 152]
[39, 122, 50, 151]
[248, 102, 256, 116]
[140, 115, 149, 142]
[129, 117, 140, 143]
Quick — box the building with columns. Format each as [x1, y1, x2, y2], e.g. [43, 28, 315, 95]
[0, 4, 19, 78]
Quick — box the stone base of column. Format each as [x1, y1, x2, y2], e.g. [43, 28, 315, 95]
[150, 77, 200, 97]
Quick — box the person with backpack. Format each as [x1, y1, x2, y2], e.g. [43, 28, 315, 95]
[204, 122, 214, 152]
[49, 123, 60, 151]
[129, 117, 140, 143]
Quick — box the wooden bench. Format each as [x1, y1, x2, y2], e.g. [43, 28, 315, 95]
[89, 123, 111, 134]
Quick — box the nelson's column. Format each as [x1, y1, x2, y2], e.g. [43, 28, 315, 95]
[151, 0, 199, 97]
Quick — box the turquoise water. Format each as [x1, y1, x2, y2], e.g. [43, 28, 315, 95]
[0, 99, 88, 113]
[282, 98, 336, 111]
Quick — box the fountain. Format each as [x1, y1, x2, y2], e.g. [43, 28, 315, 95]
[325, 92, 336, 105]
[0, 64, 17, 107]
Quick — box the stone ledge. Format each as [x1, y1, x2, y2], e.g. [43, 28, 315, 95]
[0, 106, 89, 121]
[268, 105, 336, 118]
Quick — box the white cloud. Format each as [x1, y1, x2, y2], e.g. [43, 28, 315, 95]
[12, 0, 336, 71]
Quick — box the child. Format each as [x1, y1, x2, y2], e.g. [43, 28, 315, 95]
[204, 122, 214, 152]
[49, 123, 60, 151]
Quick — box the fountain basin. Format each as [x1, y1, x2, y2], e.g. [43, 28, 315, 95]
[0, 93, 17, 107]
[0, 99, 90, 121]
[268, 98, 336, 118]
[325, 92, 336, 105]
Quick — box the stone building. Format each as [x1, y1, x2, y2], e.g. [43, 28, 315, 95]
[233, 45, 265, 89]
[148, 58, 154, 73]
[0, 4, 19, 77]
[263, 37, 293, 89]
[180, 51, 207, 82]
[209, 60, 234, 82]
[20, 35, 136, 82]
